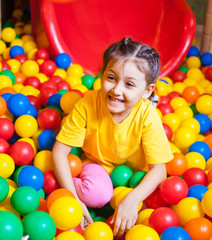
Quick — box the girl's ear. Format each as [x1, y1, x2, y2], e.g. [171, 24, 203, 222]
[143, 84, 156, 99]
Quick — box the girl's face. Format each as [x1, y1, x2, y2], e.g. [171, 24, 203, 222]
[101, 59, 155, 123]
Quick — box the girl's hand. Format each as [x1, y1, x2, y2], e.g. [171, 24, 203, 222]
[77, 198, 93, 230]
[110, 192, 139, 237]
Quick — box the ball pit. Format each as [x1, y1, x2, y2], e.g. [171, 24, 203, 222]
[0, 5, 212, 240]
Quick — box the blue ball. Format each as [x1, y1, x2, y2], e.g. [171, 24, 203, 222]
[188, 184, 209, 201]
[1, 92, 13, 102]
[200, 52, 212, 66]
[188, 141, 211, 160]
[26, 104, 38, 118]
[37, 129, 57, 150]
[17, 166, 44, 191]
[7, 93, 30, 117]
[187, 46, 200, 57]
[160, 226, 191, 240]
[194, 113, 211, 134]
[47, 93, 62, 110]
[55, 53, 71, 69]
[9, 45, 25, 58]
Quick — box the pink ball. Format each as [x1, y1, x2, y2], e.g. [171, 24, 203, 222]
[160, 176, 188, 205]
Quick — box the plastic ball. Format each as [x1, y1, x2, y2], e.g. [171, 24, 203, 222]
[186, 56, 201, 68]
[93, 77, 102, 90]
[67, 64, 83, 77]
[0, 176, 9, 202]
[83, 221, 113, 240]
[188, 141, 211, 161]
[196, 94, 212, 115]
[174, 127, 196, 149]
[1, 27, 16, 42]
[201, 188, 212, 217]
[81, 74, 96, 90]
[47, 93, 62, 109]
[204, 66, 212, 81]
[149, 207, 179, 235]
[40, 60, 57, 77]
[0, 138, 10, 154]
[114, 187, 133, 208]
[21, 60, 39, 77]
[37, 108, 61, 130]
[33, 150, 53, 173]
[24, 76, 41, 89]
[125, 224, 159, 240]
[195, 113, 211, 134]
[187, 46, 200, 57]
[129, 171, 146, 188]
[183, 167, 207, 187]
[166, 152, 187, 176]
[60, 90, 83, 114]
[174, 106, 193, 121]
[49, 196, 83, 230]
[157, 103, 174, 116]
[10, 186, 40, 215]
[182, 86, 200, 104]
[0, 75, 13, 89]
[42, 170, 60, 195]
[186, 68, 204, 82]
[56, 231, 85, 240]
[162, 113, 181, 132]
[179, 117, 200, 135]
[207, 167, 212, 184]
[15, 114, 38, 137]
[136, 208, 154, 226]
[171, 70, 186, 83]
[187, 184, 208, 201]
[185, 151, 206, 170]
[35, 48, 50, 60]
[67, 153, 83, 177]
[160, 176, 188, 205]
[37, 129, 57, 150]
[0, 211, 23, 240]
[17, 165, 44, 191]
[110, 165, 134, 188]
[0, 70, 16, 84]
[40, 87, 57, 106]
[0, 118, 15, 140]
[160, 226, 191, 240]
[110, 186, 127, 209]
[200, 52, 212, 66]
[22, 210, 56, 240]
[55, 53, 71, 69]
[162, 123, 173, 141]
[0, 96, 7, 116]
[9, 141, 34, 165]
[0, 153, 15, 178]
[9, 45, 25, 58]
[27, 95, 41, 111]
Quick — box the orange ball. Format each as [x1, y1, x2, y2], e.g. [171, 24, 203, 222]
[182, 86, 200, 104]
[184, 217, 212, 240]
[0, 96, 7, 116]
[0, 86, 17, 94]
[166, 152, 188, 176]
[37, 197, 49, 213]
[203, 134, 212, 153]
[67, 154, 83, 177]
[207, 167, 212, 185]
[14, 72, 26, 84]
[47, 188, 75, 210]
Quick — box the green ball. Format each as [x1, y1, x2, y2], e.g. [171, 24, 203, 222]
[190, 103, 199, 116]
[0, 211, 23, 240]
[177, 66, 189, 73]
[38, 188, 45, 199]
[22, 211, 56, 240]
[10, 186, 40, 215]
[2, 21, 14, 29]
[93, 216, 107, 222]
[88, 207, 96, 219]
[129, 171, 147, 188]
[0, 176, 9, 202]
[96, 202, 114, 219]
[58, 89, 69, 95]
[110, 165, 134, 188]
[0, 70, 16, 84]
[70, 146, 84, 157]
[81, 74, 96, 90]
[13, 165, 27, 184]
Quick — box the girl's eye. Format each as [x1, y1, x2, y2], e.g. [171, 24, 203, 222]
[107, 76, 115, 80]
[126, 82, 135, 87]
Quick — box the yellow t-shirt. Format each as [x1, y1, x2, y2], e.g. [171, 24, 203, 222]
[56, 90, 173, 174]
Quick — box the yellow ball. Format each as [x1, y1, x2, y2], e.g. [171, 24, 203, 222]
[72, 84, 88, 93]
[186, 68, 204, 81]
[174, 106, 193, 121]
[35, 73, 48, 83]
[15, 115, 38, 138]
[173, 82, 186, 94]
[179, 118, 200, 135]
[22, 34, 34, 42]
[170, 97, 187, 110]
[169, 142, 182, 153]
[56, 231, 85, 240]
[183, 78, 198, 87]
[0, 40, 7, 54]
[110, 186, 127, 209]
[185, 152, 206, 170]
[23, 40, 37, 53]
[83, 222, 113, 240]
[160, 76, 173, 86]
[23, 24, 32, 34]
[12, 9, 23, 20]
[174, 127, 196, 149]
[93, 78, 102, 90]
[13, 83, 24, 93]
[136, 208, 154, 226]
[33, 150, 53, 173]
[60, 91, 82, 114]
[21, 60, 40, 77]
[10, 39, 24, 47]
[196, 94, 212, 115]
[186, 56, 201, 68]
[162, 113, 181, 132]
[2, 47, 11, 60]
[1, 27, 16, 43]
[20, 85, 40, 97]
[7, 59, 21, 73]
[0, 75, 13, 90]
[0, 153, 15, 178]
[27, 48, 38, 60]
[206, 157, 212, 170]
[67, 64, 84, 77]
[65, 75, 82, 88]
[205, 83, 212, 95]
[156, 80, 171, 96]
[201, 189, 212, 218]
[49, 196, 83, 230]
[114, 188, 133, 208]
[125, 224, 159, 240]
[53, 68, 67, 79]
[175, 197, 205, 226]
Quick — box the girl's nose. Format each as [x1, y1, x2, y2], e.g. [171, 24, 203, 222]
[112, 82, 123, 94]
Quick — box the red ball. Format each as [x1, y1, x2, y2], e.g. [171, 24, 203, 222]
[71, 224, 83, 235]
[160, 176, 188, 205]
[27, 95, 41, 111]
[0, 118, 15, 140]
[40, 81, 57, 91]
[49, 75, 63, 85]
[14, 54, 28, 64]
[43, 170, 60, 196]
[40, 87, 57, 106]
[9, 141, 34, 165]
[24, 76, 41, 89]
[183, 167, 207, 187]
[57, 80, 71, 91]
[149, 207, 179, 235]
[171, 70, 186, 83]
[158, 96, 170, 105]
[157, 103, 174, 116]
[1, 60, 11, 70]
[144, 187, 170, 209]
[40, 60, 57, 77]
[167, 91, 181, 101]
[0, 138, 10, 153]
[163, 123, 173, 141]
[35, 48, 50, 60]
[204, 66, 212, 82]
[37, 108, 61, 130]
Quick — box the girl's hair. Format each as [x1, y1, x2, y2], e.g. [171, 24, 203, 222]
[101, 37, 160, 85]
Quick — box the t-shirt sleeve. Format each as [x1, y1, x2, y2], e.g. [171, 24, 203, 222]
[56, 101, 87, 147]
[141, 103, 173, 165]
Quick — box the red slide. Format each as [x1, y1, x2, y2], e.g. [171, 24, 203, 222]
[30, 0, 196, 77]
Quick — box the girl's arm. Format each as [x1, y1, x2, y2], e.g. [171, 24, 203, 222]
[52, 141, 93, 224]
[112, 163, 166, 237]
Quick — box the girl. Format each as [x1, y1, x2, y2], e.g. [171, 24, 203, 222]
[52, 37, 173, 237]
